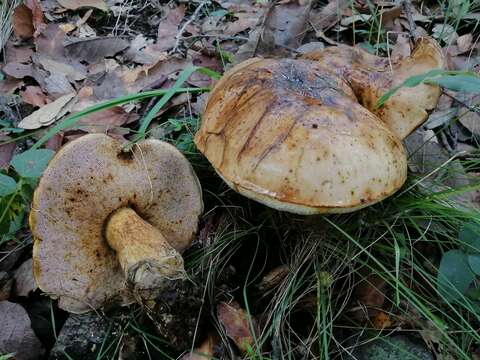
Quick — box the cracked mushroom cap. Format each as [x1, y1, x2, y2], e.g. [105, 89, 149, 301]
[195, 58, 407, 214]
[31, 134, 203, 313]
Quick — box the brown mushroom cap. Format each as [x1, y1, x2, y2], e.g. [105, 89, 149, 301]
[195, 58, 407, 214]
[31, 134, 203, 313]
[195, 37, 444, 214]
[302, 37, 445, 139]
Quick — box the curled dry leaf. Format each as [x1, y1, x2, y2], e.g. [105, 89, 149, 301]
[56, 0, 108, 11]
[14, 259, 37, 297]
[0, 301, 44, 360]
[65, 37, 129, 63]
[217, 301, 258, 354]
[18, 92, 76, 129]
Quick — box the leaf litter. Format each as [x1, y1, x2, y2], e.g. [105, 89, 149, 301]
[2, 0, 480, 358]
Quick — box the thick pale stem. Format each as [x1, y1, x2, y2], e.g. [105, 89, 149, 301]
[105, 207, 185, 290]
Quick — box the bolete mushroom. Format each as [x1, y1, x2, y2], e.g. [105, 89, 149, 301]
[194, 37, 445, 214]
[31, 134, 203, 313]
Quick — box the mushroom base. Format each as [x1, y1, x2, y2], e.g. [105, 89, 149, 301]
[105, 207, 186, 290]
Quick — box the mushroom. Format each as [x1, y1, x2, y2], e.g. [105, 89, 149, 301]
[301, 37, 444, 139]
[31, 134, 203, 313]
[194, 37, 445, 214]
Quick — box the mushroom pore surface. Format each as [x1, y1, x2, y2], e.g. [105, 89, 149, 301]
[31, 134, 203, 313]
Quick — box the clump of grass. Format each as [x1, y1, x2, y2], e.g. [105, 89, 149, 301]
[0, 0, 20, 52]
[184, 158, 480, 359]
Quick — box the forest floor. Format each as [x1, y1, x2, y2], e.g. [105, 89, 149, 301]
[2, 0, 480, 359]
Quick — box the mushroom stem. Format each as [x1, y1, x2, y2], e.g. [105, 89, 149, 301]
[105, 207, 185, 290]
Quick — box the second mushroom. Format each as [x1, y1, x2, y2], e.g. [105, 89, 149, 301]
[31, 134, 203, 313]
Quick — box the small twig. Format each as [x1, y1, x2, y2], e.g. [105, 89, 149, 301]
[402, 0, 420, 41]
[172, 0, 210, 55]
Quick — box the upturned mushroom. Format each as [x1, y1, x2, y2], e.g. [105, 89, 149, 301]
[31, 134, 203, 313]
[194, 37, 445, 214]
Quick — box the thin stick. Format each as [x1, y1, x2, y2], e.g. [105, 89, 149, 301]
[172, 0, 210, 54]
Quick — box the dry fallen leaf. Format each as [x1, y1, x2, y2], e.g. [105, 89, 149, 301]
[125, 34, 165, 65]
[2, 62, 33, 79]
[260, 0, 312, 55]
[57, 0, 108, 11]
[25, 0, 46, 36]
[33, 54, 86, 81]
[12, 5, 34, 39]
[12, 0, 46, 39]
[13, 259, 37, 297]
[457, 94, 480, 135]
[76, 107, 138, 133]
[20, 86, 50, 107]
[122, 57, 189, 92]
[217, 301, 258, 354]
[44, 133, 64, 151]
[35, 24, 66, 58]
[355, 274, 386, 308]
[18, 92, 76, 129]
[223, 12, 260, 36]
[5, 41, 34, 63]
[43, 73, 76, 97]
[157, 5, 185, 51]
[309, 0, 350, 32]
[65, 37, 129, 63]
[457, 33, 473, 53]
[0, 301, 44, 360]
[0, 137, 16, 169]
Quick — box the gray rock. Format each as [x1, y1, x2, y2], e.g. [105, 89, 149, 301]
[350, 335, 433, 360]
[49, 312, 110, 360]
